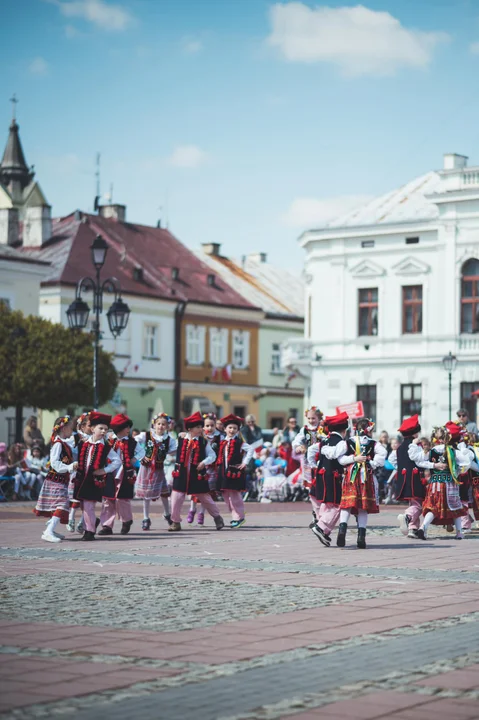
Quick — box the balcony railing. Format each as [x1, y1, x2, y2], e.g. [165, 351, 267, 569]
[459, 337, 479, 351]
[462, 170, 479, 187]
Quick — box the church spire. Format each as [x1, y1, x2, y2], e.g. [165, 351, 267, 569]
[0, 97, 34, 199]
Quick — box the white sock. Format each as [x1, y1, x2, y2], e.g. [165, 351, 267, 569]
[48, 516, 60, 533]
[454, 517, 463, 535]
[357, 509, 368, 529]
[161, 496, 170, 515]
[422, 511, 435, 530]
[200, 504, 207, 514]
[339, 509, 351, 524]
[143, 499, 151, 520]
[69, 508, 76, 523]
[190, 500, 197, 512]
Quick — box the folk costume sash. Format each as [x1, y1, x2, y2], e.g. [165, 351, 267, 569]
[350, 435, 367, 484]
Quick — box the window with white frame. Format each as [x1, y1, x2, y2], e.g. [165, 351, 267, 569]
[209, 327, 228, 368]
[232, 329, 250, 369]
[186, 324, 206, 365]
[143, 323, 159, 359]
[271, 343, 282, 374]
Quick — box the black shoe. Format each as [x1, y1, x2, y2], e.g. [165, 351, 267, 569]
[311, 524, 331, 547]
[312, 510, 317, 523]
[142, 518, 151, 531]
[98, 526, 113, 536]
[163, 513, 173, 526]
[336, 522, 347, 547]
[357, 527, 367, 549]
[120, 520, 133, 535]
[309, 520, 316, 529]
[417, 528, 427, 541]
[82, 531, 95, 541]
[95, 518, 100, 530]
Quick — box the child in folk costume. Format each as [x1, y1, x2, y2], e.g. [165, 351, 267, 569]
[412, 423, 472, 540]
[307, 412, 349, 547]
[67, 411, 92, 533]
[135, 413, 178, 530]
[336, 418, 387, 549]
[216, 414, 254, 528]
[187, 413, 222, 526]
[99, 414, 143, 536]
[74, 412, 122, 541]
[458, 430, 477, 533]
[170, 412, 224, 531]
[293, 407, 325, 524]
[34, 416, 77, 543]
[396, 415, 426, 539]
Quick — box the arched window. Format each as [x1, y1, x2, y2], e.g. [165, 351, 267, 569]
[461, 259, 479, 334]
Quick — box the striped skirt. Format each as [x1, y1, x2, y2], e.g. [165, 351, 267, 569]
[135, 464, 168, 499]
[34, 473, 70, 523]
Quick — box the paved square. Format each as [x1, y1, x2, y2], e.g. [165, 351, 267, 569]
[1, 501, 479, 719]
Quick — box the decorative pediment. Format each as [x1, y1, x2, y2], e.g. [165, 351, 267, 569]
[392, 256, 430, 276]
[349, 259, 386, 278]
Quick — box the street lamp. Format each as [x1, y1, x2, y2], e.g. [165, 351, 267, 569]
[66, 234, 130, 408]
[442, 352, 457, 420]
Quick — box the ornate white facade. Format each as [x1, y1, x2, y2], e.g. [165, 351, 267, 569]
[293, 153, 479, 432]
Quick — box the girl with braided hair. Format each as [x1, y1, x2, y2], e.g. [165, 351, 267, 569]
[187, 413, 221, 526]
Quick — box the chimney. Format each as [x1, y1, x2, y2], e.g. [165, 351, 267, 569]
[443, 153, 468, 171]
[0, 207, 19, 245]
[99, 203, 126, 222]
[248, 252, 267, 263]
[202, 242, 221, 256]
[23, 205, 52, 247]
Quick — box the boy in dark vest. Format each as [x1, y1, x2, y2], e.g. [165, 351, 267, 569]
[216, 414, 255, 528]
[396, 414, 424, 539]
[170, 412, 224, 531]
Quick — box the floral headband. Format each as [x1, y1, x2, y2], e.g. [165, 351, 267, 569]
[51, 415, 71, 441]
[354, 418, 375, 435]
[304, 406, 323, 418]
[77, 411, 91, 429]
[151, 412, 171, 427]
[203, 412, 217, 421]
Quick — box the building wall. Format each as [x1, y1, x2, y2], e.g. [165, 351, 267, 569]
[180, 383, 259, 420]
[257, 393, 302, 429]
[258, 321, 304, 390]
[302, 168, 479, 433]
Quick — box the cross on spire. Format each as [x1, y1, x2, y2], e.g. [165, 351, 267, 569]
[9, 94, 18, 121]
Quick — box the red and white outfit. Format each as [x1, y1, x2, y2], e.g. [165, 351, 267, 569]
[338, 435, 386, 531]
[34, 435, 75, 525]
[75, 435, 122, 534]
[216, 424, 254, 523]
[100, 423, 143, 532]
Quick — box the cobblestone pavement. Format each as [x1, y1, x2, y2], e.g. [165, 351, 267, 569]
[1, 501, 479, 719]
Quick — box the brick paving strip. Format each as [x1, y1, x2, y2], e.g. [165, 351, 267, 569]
[1, 507, 479, 719]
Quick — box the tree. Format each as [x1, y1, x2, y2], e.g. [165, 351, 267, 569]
[0, 305, 118, 415]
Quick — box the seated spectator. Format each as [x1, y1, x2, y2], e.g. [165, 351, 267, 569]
[0, 443, 7, 477]
[283, 417, 301, 444]
[457, 409, 478, 434]
[25, 444, 48, 497]
[8, 443, 35, 500]
[23, 416, 45, 452]
[278, 440, 300, 476]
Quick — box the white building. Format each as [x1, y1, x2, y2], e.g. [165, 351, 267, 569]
[290, 153, 479, 432]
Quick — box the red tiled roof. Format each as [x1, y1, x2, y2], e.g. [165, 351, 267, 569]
[21, 212, 258, 310]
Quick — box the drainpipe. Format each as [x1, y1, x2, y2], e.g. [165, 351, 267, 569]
[174, 301, 187, 420]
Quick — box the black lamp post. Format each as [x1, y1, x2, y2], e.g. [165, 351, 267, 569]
[442, 351, 457, 421]
[66, 234, 130, 408]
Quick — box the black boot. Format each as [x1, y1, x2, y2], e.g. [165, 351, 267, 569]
[82, 531, 95, 541]
[120, 520, 133, 535]
[98, 526, 113, 536]
[336, 522, 347, 547]
[357, 527, 367, 549]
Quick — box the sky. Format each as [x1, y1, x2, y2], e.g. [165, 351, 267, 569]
[1, 0, 478, 269]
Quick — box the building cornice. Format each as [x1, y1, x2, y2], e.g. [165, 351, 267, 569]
[299, 220, 437, 246]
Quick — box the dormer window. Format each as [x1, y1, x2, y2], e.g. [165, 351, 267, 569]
[133, 267, 143, 282]
[361, 240, 375, 248]
[406, 237, 419, 245]
[207, 274, 215, 286]
[172, 267, 179, 280]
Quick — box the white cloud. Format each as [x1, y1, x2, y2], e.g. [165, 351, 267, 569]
[64, 24, 80, 37]
[53, 0, 133, 32]
[470, 41, 479, 55]
[167, 145, 208, 169]
[267, 3, 448, 76]
[28, 57, 49, 75]
[181, 37, 203, 55]
[283, 195, 373, 229]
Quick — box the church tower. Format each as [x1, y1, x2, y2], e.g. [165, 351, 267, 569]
[0, 96, 51, 247]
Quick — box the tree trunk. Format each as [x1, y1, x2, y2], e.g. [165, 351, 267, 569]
[15, 404, 23, 443]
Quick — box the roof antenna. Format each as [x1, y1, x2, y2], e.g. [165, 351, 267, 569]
[9, 93, 18, 121]
[165, 188, 169, 229]
[94, 152, 101, 212]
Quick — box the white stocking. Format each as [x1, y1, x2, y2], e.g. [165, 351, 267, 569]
[190, 499, 197, 511]
[454, 517, 463, 535]
[339, 509, 351, 524]
[48, 516, 60, 532]
[357, 509, 368, 528]
[143, 499, 151, 520]
[161, 496, 170, 515]
[422, 511, 435, 530]
[69, 507, 76, 523]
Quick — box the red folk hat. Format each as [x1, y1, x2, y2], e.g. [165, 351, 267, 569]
[110, 413, 133, 433]
[445, 421, 463, 442]
[398, 414, 421, 437]
[221, 413, 244, 428]
[184, 411, 204, 429]
[324, 412, 349, 431]
[89, 411, 112, 427]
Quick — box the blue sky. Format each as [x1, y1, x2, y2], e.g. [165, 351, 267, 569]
[1, 0, 478, 269]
